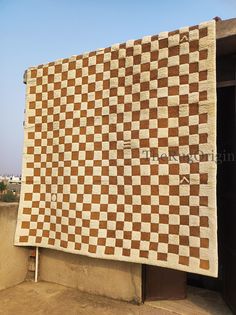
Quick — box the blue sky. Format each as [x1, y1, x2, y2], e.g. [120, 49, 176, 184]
[0, 0, 235, 174]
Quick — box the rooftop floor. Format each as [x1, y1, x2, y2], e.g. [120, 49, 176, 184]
[0, 281, 232, 315]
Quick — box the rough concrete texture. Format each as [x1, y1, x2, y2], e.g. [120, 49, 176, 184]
[39, 248, 142, 303]
[0, 282, 175, 315]
[0, 203, 29, 290]
[147, 286, 233, 315]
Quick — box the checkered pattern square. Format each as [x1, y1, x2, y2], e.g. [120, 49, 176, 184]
[15, 20, 217, 277]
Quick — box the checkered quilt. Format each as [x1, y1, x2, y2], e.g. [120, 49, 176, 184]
[15, 20, 217, 276]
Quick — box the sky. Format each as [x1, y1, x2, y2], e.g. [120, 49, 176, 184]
[0, 0, 235, 175]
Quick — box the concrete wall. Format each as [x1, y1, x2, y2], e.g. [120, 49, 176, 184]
[0, 201, 142, 302]
[0, 203, 29, 290]
[39, 248, 142, 303]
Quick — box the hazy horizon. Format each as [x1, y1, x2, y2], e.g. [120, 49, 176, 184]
[0, 0, 235, 174]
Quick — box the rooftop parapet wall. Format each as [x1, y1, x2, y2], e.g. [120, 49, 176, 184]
[39, 248, 142, 303]
[0, 203, 29, 290]
[0, 202, 142, 301]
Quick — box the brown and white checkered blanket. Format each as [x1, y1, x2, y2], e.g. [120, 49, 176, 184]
[15, 20, 217, 276]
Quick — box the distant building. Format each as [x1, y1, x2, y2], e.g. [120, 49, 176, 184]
[0, 175, 21, 196]
[8, 176, 21, 184]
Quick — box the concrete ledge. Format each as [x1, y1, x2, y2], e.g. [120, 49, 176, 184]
[0, 203, 29, 290]
[39, 248, 142, 303]
[216, 18, 236, 39]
